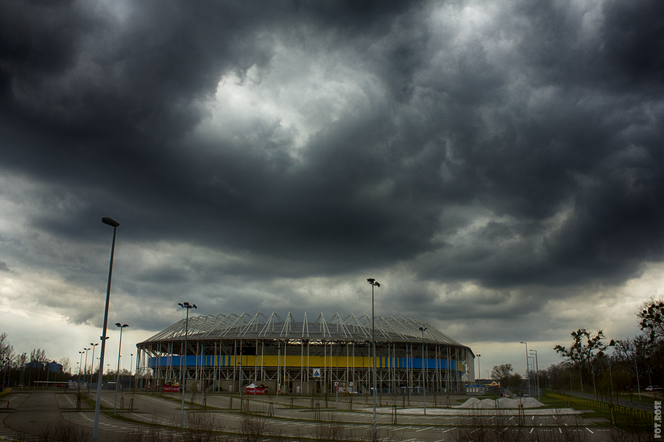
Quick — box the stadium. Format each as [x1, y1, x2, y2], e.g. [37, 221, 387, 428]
[135, 312, 475, 395]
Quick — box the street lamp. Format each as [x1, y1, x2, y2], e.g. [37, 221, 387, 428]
[78, 351, 84, 394]
[179, 302, 197, 428]
[83, 348, 90, 379]
[114, 323, 128, 415]
[419, 326, 427, 416]
[529, 349, 540, 399]
[89, 343, 99, 399]
[520, 342, 531, 397]
[93, 216, 120, 442]
[367, 278, 380, 442]
[78, 352, 84, 380]
[129, 353, 133, 391]
[477, 354, 481, 382]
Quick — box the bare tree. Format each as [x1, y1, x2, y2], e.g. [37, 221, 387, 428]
[59, 357, 71, 374]
[638, 297, 664, 343]
[29, 348, 47, 363]
[490, 363, 513, 386]
[555, 328, 614, 394]
[0, 333, 14, 361]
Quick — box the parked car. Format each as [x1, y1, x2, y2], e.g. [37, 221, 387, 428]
[645, 385, 654, 391]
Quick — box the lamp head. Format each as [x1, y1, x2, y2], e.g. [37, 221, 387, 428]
[102, 217, 120, 227]
[367, 278, 375, 283]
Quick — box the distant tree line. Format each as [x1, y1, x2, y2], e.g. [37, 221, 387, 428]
[548, 297, 663, 399]
[485, 298, 663, 398]
[0, 332, 73, 389]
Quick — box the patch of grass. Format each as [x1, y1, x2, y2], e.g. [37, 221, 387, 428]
[543, 391, 652, 432]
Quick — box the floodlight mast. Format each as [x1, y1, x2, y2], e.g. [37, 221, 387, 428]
[367, 278, 380, 442]
[93, 217, 119, 442]
[419, 326, 427, 415]
[179, 302, 197, 428]
[520, 341, 531, 398]
[114, 323, 129, 415]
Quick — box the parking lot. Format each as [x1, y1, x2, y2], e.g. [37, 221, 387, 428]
[0, 390, 631, 441]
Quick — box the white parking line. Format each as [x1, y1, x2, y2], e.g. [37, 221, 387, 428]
[416, 426, 434, 432]
[442, 427, 456, 433]
[586, 428, 594, 434]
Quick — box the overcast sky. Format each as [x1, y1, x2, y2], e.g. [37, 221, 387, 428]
[1, 0, 663, 378]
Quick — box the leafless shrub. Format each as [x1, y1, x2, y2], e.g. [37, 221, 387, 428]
[240, 413, 271, 442]
[313, 413, 349, 441]
[380, 425, 406, 442]
[38, 420, 91, 442]
[123, 426, 175, 442]
[187, 412, 222, 433]
[122, 412, 228, 442]
[453, 412, 490, 442]
[607, 426, 656, 442]
[558, 415, 589, 442]
[493, 414, 521, 442]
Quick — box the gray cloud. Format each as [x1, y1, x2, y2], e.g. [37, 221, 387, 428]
[0, 0, 662, 362]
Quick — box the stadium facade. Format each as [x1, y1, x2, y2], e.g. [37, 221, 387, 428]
[135, 312, 475, 395]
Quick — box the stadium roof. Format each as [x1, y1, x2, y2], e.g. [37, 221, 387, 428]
[139, 312, 468, 347]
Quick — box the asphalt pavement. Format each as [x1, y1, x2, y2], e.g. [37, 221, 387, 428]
[0, 389, 650, 442]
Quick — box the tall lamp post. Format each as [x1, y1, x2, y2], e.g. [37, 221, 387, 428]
[179, 302, 197, 428]
[89, 343, 99, 399]
[419, 326, 427, 416]
[78, 351, 84, 393]
[367, 278, 380, 442]
[78, 352, 84, 381]
[520, 342, 531, 397]
[114, 323, 128, 415]
[93, 216, 120, 442]
[83, 348, 90, 380]
[477, 354, 481, 382]
[129, 353, 133, 391]
[529, 349, 540, 399]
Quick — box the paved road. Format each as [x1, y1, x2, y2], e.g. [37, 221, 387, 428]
[0, 390, 641, 442]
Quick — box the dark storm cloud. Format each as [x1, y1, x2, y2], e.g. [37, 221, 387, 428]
[1, 0, 663, 341]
